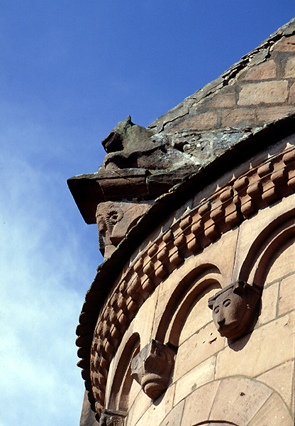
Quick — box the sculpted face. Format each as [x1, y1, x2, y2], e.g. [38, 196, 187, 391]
[208, 281, 261, 340]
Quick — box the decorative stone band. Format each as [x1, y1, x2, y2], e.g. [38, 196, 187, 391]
[81, 145, 295, 416]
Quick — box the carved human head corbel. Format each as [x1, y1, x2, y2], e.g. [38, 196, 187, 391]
[131, 340, 175, 400]
[208, 281, 262, 340]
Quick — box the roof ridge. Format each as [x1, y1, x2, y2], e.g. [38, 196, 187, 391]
[148, 18, 295, 132]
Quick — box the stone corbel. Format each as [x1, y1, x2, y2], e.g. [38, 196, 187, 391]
[96, 201, 153, 259]
[98, 408, 126, 426]
[131, 340, 175, 400]
[208, 281, 262, 340]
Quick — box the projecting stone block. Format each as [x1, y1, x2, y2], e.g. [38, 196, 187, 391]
[99, 409, 126, 426]
[131, 340, 175, 400]
[208, 281, 262, 341]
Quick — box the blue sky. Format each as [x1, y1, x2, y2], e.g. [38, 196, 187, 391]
[0, 2, 294, 425]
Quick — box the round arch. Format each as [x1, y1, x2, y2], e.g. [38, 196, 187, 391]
[155, 263, 221, 347]
[238, 208, 295, 287]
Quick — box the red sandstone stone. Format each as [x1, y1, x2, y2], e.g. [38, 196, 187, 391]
[243, 60, 276, 81]
[289, 82, 295, 103]
[238, 81, 288, 106]
[172, 111, 218, 131]
[221, 108, 256, 127]
[257, 105, 295, 124]
[272, 35, 295, 51]
[284, 56, 295, 78]
[204, 89, 236, 108]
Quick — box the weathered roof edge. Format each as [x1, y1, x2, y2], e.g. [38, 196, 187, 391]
[77, 112, 295, 377]
[148, 18, 295, 133]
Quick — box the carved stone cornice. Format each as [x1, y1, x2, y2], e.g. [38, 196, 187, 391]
[82, 143, 295, 416]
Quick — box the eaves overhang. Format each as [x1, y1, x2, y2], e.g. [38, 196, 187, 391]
[76, 113, 295, 387]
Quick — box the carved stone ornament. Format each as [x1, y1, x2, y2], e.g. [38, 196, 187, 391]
[131, 340, 175, 400]
[208, 281, 262, 340]
[96, 201, 152, 258]
[98, 409, 126, 426]
[85, 144, 295, 415]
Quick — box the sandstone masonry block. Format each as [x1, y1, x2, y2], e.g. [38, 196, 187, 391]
[209, 377, 272, 425]
[204, 89, 236, 108]
[284, 56, 295, 77]
[179, 285, 220, 345]
[174, 321, 224, 381]
[257, 360, 295, 409]
[172, 111, 218, 131]
[134, 384, 175, 426]
[215, 311, 295, 379]
[128, 378, 141, 409]
[159, 400, 184, 426]
[231, 194, 295, 284]
[174, 356, 216, 405]
[247, 392, 294, 426]
[289, 82, 295, 103]
[180, 380, 220, 426]
[272, 35, 295, 52]
[238, 81, 288, 106]
[278, 273, 295, 316]
[221, 108, 256, 127]
[132, 288, 158, 347]
[243, 60, 277, 81]
[256, 105, 295, 124]
[257, 281, 279, 326]
[126, 386, 151, 426]
[265, 238, 295, 285]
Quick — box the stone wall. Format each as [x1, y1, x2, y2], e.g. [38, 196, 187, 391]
[89, 137, 295, 425]
[71, 18, 295, 426]
[149, 19, 295, 169]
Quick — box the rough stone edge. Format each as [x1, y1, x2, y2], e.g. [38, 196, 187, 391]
[148, 18, 295, 133]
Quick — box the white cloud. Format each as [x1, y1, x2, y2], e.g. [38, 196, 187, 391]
[0, 129, 98, 425]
